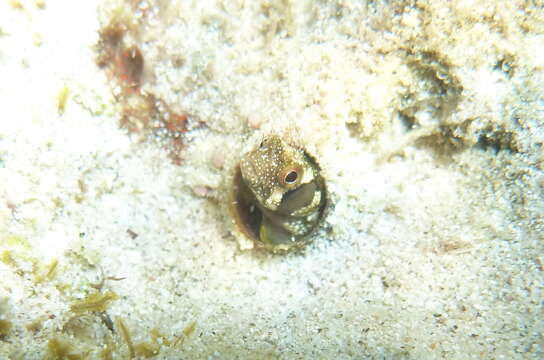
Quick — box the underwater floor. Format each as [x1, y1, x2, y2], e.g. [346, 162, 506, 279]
[0, 1, 543, 359]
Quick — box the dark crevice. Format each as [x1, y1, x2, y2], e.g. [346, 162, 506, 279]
[398, 111, 417, 132]
[475, 129, 518, 153]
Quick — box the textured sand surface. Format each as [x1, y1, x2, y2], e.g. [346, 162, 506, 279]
[0, 1, 543, 359]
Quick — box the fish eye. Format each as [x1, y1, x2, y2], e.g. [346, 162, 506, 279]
[279, 165, 303, 187]
[284, 171, 298, 184]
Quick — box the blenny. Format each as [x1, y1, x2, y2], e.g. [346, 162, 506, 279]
[231, 136, 327, 253]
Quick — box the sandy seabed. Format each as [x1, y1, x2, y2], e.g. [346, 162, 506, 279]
[0, 1, 543, 359]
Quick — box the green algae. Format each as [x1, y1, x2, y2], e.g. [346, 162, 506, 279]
[70, 291, 118, 314]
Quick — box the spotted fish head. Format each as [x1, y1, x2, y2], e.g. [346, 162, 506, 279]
[234, 135, 327, 253]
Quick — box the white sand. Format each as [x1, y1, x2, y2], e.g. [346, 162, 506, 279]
[0, 0, 543, 359]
